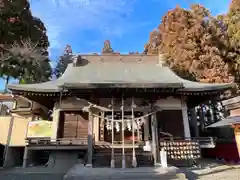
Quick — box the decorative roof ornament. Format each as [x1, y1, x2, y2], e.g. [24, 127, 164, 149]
[72, 55, 83, 67]
[102, 40, 113, 53]
[72, 55, 78, 66]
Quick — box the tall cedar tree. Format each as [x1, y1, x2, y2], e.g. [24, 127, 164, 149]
[0, 0, 52, 85]
[144, 4, 239, 83]
[54, 45, 73, 78]
[223, 0, 240, 83]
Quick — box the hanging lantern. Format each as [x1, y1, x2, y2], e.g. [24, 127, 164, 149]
[124, 120, 128, 130]
[136, 119, 141, 129]
[106, 120, 111, 130]
[115, 122, 120, 132]
[140, 117, 145, 125]
[127, 120, 131, 130]
[133, 121, 138, 129]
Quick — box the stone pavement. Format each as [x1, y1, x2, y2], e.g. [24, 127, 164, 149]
[182, 164, 240, 180]
[0, 163, 239, 180]
[63, 164, 240, 180]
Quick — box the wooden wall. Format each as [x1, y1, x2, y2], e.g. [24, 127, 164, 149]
[57, 111, 88, 139]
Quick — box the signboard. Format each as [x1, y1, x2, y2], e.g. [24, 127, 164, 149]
[27, 120, 52, 138]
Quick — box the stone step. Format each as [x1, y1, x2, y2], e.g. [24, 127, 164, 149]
[93, 153, 154, 168]
[64, 166, 179, 180]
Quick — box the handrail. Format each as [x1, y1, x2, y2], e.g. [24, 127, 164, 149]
[26, 137, 88, 146]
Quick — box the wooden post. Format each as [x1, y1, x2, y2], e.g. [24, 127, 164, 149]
[3, 115, 14, 168]
[151, 113, 157, 165]
[132, 97, 137, 167]
[143, 112, 151, 151]
[110, 98, 115, 168]
[181, 96, 191, 139]
[22, 147, 29, 168]
[121, 96, 126, 168]
[86, 112, 93, 167]
[143, 112, 150, 140]
[155, 117, 160, 163]
[189, 108, 199, 137]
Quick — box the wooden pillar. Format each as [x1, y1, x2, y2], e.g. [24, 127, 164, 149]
[144, 112, 150, 141]
[93, 116, 99, 142]
[199, 104, 205, 133]
[3, 115, 14, 168]
[121, 97, 126, 168]
[155, 116, 160, 163]
[151, 113, 157, 165]
[86, 112, 93, 167]
[22, 147, 29, 168]
[181, 96, 191, 139]
[51, 107, 60, 140]
[131, 97, 137, 168]
[189, 108, 199, 137]
[111, 98, 115, 168]
[143, 112, 151, 152]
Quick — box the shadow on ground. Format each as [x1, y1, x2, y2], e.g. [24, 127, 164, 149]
[0, 166, 67, 180]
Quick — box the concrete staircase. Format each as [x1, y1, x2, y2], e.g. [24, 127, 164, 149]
[93, 146, 154, 168]
[64, 166, 179, 180]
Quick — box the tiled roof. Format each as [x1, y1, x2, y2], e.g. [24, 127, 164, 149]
[7, 54, 234, 93]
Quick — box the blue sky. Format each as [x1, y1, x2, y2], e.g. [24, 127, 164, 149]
[0, 0, 232, 90]
[29, 0, 231, 65]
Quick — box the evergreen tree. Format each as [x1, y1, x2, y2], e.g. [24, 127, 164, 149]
[0, 0, 51, 88]
[54, 45, 73, 78]
[144, 4, 239, 83]
[223, 0, 240, 84]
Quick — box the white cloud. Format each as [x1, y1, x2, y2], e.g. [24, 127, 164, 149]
[30, 0, 137, 49]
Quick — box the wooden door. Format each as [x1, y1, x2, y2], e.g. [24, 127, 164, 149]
[63, 111, 89, 139]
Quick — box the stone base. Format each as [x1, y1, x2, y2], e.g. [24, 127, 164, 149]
[122, 155, 126, 169]
[132, 157, 137, 168]
[85, 164, 93, 168]
[111, 159, 115, 168]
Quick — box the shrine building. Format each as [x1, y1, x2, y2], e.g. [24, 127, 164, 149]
[7, 53, 234, 168]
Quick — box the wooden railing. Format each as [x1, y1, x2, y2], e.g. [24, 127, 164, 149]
[26, 137, 88, 146]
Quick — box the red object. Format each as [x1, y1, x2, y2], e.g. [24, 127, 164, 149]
[8, 17, 16, 23]
[8, 17, 19, 23]
[202, 140, 240, 162]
